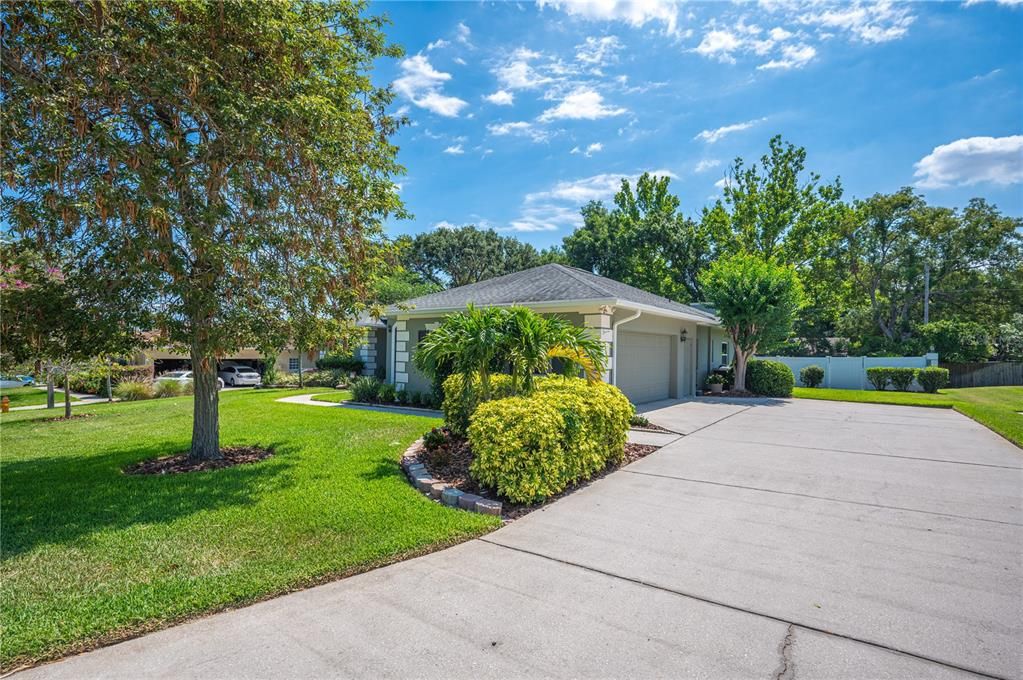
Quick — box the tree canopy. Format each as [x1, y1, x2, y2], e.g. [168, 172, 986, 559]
[399, 225, 552, 288]
[2, 0, 403, 458]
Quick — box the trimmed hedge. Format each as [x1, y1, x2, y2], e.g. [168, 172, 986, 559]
[468, 377, 633, 503]
[799, 365, 824, 388]
[889, 367, 917, 392]
[917, 367, 949, 394]
[746, 359, 794, 397]
[865, 367, 891, 391]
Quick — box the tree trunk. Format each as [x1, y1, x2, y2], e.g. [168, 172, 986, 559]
[63, 371, 71, 419]
[189, 348, 222, 461]
[46, 366, 55, 409]
[298, 351, 304, 388]
[733, 350, 750, 392]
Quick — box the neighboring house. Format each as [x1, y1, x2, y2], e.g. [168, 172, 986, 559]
[377, 264, 732, 405]
[137, 317, 387, 376]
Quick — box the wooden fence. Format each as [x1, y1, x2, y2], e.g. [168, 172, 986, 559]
[942, 362, 1023, 388]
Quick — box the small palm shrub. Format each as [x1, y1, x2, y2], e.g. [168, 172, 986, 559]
[799, 365, 825, 388]
[746, 359, 794, 397]
[865, 367, 891, 391]
[468, 377, 633, 503]
[917, 367, 950, 393]
[113, 378, 154, 401]
[395, 389, 410, 405]
[378, 383, 397, 403]
[889, 367, 917, 392]
[350, 376, 381, 403]
[154, 380, 183, 398]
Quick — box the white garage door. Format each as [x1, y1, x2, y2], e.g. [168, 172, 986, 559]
[616, 331, 672, 404]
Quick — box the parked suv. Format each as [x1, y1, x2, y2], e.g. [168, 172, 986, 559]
[217, 365, 262, 387]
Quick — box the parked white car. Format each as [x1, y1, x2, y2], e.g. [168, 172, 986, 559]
[156, 370, 224, 390]
[217, 365, 262, 387]
[0, 376, 24, 389]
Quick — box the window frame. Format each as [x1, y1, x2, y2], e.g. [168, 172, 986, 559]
[288, 357, 300, 372]
[720, 341, 729, 367]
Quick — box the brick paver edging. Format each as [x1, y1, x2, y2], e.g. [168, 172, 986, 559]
[400, 439, 502, 516]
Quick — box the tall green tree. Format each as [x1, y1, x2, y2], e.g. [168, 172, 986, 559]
[840, 189, 1021, 343]
[699, 254, 804, 392]
[2, 1, 403, 459]
[400, 225, 544, 288]
[563, 173, 714, 301]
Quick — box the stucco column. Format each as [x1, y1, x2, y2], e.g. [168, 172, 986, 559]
[583, 308, 613, 383]
[393, 320, 409, 391]
[355, 328, 377, 377]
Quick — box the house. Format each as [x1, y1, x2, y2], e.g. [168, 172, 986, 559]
[368, 264, 733, 405]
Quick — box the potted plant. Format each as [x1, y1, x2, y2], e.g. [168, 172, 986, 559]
[706, 373, 726, 394]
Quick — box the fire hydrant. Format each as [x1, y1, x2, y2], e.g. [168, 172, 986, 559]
[1, 395, 9, 413]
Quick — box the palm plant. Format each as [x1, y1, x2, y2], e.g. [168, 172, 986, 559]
[502, 307, 606, 391]
[413, 304, 507, 399]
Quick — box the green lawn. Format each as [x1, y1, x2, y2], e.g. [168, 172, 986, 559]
[309, 389, 352, 404]
[793, 386, 1023, 447]
[0, 388, 497, 670]
[0, 386, 79, 409]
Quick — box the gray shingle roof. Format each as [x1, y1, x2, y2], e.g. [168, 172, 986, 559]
[391, 264, 718, 322]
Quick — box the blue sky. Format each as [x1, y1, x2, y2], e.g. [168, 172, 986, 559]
[372, 0, 1023, 248]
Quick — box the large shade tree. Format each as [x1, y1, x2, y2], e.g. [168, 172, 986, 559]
[399, 225, 547, 288]
[2, 1, 404, 459]
[699, 253, 804, 392]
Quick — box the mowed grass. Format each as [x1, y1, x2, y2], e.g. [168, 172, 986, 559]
[0, 386, 78, 408]
[0, 389, 498, 670]
[793, 386, 1023, 447]
[309, 389, 352, 403]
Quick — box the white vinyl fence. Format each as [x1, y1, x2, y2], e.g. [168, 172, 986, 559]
[757, 353, 940, 391]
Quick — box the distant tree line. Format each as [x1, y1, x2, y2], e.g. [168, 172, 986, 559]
[392, 136, 1022, 360]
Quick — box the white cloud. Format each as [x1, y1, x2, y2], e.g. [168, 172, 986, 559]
[494, 47, 554, 90]
[393, 55, 468, 117]
[456, 22, 472, 45]
[505, 168, 677, 232]
[571, 142, 604, 157]
[758, 43, 816, 70]
[487, 120, 551, 143]
[694, 29, 743, 63]
[964, 0, 1023, 5]
[538, 87, 627, 121]
[537, 0, 683, 37]
[433, 220, 459, 230]
[454, 57, 467, 66]
[443, 144, 465, 155]
[426, 39, 450, 51]
[769, 26, 793, 41]
[913, 135, 1023, 189]
[714, 176, 732, 190]
[483, 90, 515, 105]
[575, 36, 623, 67]
[797, 1, 915, 43]
[694, 159, 721, 173]
[694, 117, 766, 143]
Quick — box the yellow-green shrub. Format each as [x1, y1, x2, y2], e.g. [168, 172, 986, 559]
[468, 377, 633, 503]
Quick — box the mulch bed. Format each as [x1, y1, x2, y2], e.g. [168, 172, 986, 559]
[701, 389, 757, 398]
[124, 446, 273, 475]
[631, 422, 674, 434]
[35, 413, 96, 423]
[409, 433, 660, 520]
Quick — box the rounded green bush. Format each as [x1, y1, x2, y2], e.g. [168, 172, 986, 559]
[865, 367, 891, 391]
[349, 376, 381, 402]
[113, 378, 154, 401]
[889, 367, 918, 392]
[917, 367, 949, 394]
[746, 359, 794, 397]
[799, 364, 825, 388]
[467, 377, 633, 504]
[441, 373, 516, 434]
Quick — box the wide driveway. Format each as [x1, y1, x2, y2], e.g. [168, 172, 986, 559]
[18, 399, 1022, 679]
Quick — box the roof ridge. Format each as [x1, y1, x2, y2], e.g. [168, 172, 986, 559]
[551, 263, 613, 298]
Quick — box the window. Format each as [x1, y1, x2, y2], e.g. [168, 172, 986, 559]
[720, 341, 729, 367]
[418, 330, 429, 343]
[288, 357, 300, 372]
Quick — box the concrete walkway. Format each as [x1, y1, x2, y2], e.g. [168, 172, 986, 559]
[16, 399, 1022, 679]
[275, 392, 443, 418]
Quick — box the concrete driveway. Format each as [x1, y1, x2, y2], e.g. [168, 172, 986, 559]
[17, 399, 1022, 679]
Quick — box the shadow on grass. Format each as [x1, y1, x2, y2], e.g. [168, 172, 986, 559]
[1, 440, 297, 559]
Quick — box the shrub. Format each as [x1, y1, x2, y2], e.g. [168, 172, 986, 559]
[304, 370, 342, 387]
[350, 376, 381, 403]
[316, 354, 364, 373]
[378, 383, 397, 403]
[865, 367, 892, 391]
[468, 377, 633, 503]
[889, 367, 917, 392]
[441, 373, 517, 434]
[706, 373, 726, 386]
[799, 365, 825, 388]
[408, 391, 422, 407]
[275, 372, 300, 387]
[70, 364, 153, 396]
[262, 361, 281, 386]
[745, 359, 794, 397]
[629, 414, 650, 428]
[917, 367, 949, 393]
[395, 389, 410, 405]
[153, 380, 183, 398]
[113, 378, 154, 401]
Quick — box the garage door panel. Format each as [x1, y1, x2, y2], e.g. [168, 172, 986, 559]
[617, 332, 671, 404]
